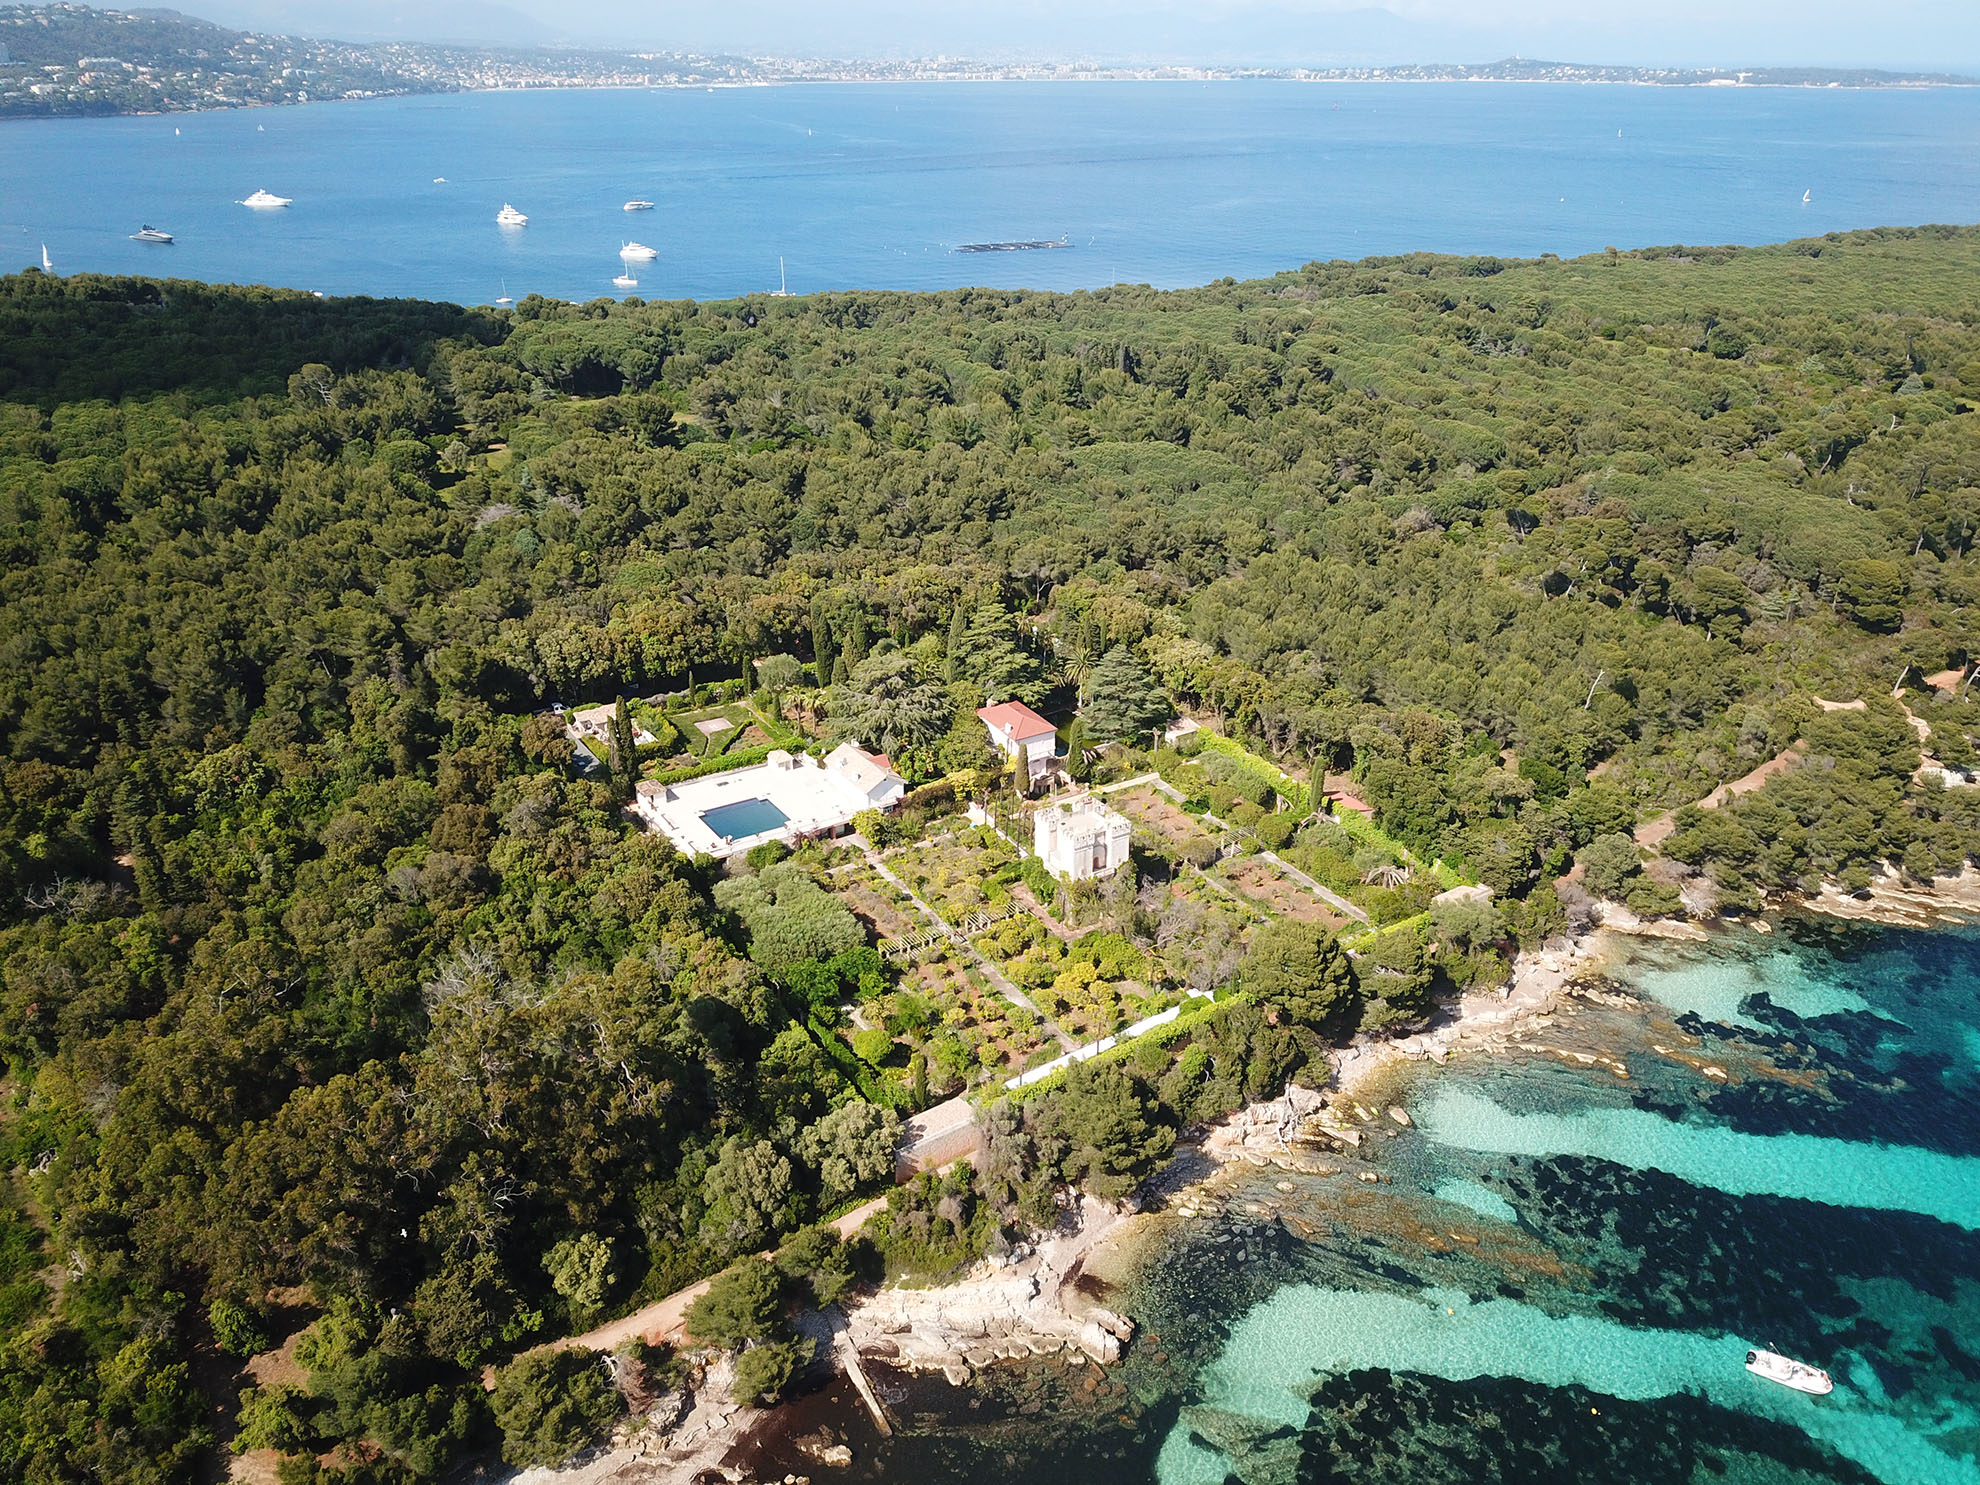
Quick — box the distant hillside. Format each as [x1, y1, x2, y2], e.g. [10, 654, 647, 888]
[0, 2, 747, 118]
[0, 1, 432, 112]
[2, 4, 1972, 119]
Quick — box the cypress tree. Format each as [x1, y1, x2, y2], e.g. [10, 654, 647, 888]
[811, 608, 835, 685]
[1065, 717, 1091, 782]
[843, 610, 870, 669]
[609, 697, 638, 800]
[945, 603, 969, 684]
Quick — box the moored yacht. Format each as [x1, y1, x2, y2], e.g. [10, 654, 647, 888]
[624, 199, 655, 211]
[1746, 1349, 1833, 1395]
[130, 226, 174, 244]
[496, 204, 529, 227]
[613, 271, 639, 289]
[619, 242, 658, 261]
[240, 189, 292, 208]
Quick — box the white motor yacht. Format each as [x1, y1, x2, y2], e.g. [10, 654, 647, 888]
[240, 189, 292, 208]
[496, 204, 529, 227]
[624, 199, 655, 212]
[1745, 1349, 1833, 1396]
[130, 226, 174, 244]
[620, 242, 658, 261]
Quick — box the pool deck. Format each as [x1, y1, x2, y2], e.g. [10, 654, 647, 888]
[633, 752, 880, 858]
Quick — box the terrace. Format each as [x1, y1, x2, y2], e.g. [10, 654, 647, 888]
[633, 746, 900, 859]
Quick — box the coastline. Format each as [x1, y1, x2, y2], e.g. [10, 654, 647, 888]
[517, 928, 1614, 1484]
[523, 888, 1980, 1482]
[1790, 864, 1980, 931]
[817, 929, 1621, 1387]
[11, 75, 1973, 127]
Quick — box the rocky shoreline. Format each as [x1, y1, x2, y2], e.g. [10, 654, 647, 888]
[514, 929, 1620, 1485]
[1790, 864, 1980, 930]
[526, 886, 1980, 1483]
[842, 1194, 1139, 1381]
[836, 924, 1620, 1388]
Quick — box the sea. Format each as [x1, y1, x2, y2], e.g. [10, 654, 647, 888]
[4, 81, 1980, 304]
[736, 917, 1980, 1485]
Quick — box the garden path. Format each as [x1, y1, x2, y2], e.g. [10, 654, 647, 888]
[1257, 850, 1371, 924]
[853, 836, 1077, 1051]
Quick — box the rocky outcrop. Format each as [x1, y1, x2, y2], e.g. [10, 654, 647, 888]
[1208, 1081, 1325, 1151]
[844, 1196, 1135, 1378]
[1799, 864, 1980, 929]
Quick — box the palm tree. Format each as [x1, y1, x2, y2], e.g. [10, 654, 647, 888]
[1361, 862, 1412, 889]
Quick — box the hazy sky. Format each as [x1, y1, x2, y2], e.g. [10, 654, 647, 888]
[187, 0, 1980, 70]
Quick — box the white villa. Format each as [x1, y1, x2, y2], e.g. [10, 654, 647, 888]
[632, 743, 903, 858]
[1034, 794, 1132, 880]
[565, 701, 656, 750]
[977, 700, 1059, 783]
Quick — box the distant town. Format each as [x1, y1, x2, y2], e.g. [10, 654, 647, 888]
[3, 2, 1974, 120]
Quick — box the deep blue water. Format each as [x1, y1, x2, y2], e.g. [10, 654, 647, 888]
[5, 82, 1980, 304]
[700, 796, 790, 840]
[740, 919, 1980, 1485]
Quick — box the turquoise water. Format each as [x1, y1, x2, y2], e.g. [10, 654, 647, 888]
[1158, 1288, 1979, 1485]
[1135, 922, 1980, 1485]
[6, 82, 1980, 302]
[1413, 1086, 1980, 1230]
[744, 919, 1980, 1484]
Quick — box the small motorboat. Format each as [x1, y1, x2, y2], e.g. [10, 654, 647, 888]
[240, 189, 292, 208]
[624, 199, 654, 211]
[130, 225, 174, 244]
[496, 203, 529, 227]
[1746, 1348, 1833, 1395]
[620, 242, 658, 261]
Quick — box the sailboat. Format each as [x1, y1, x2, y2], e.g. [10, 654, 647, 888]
[613, 269, 639, 290]
[40, 244, 53, 273]
[1802, 189, 1812, 204]
[769, 256, 791, 297]
[495, 279, 514, 307]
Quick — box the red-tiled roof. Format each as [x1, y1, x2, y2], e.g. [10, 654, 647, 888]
[976, 701, 1057, 740]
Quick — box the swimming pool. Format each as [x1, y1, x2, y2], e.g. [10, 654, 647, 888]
[700, 797, 790, 840]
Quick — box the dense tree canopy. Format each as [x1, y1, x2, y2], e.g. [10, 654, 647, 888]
[3, 223, 1980, 1481]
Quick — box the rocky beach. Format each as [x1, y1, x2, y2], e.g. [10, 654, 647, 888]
[521, 924, 1633, 1485]
[518, 875, 1980, 1485]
